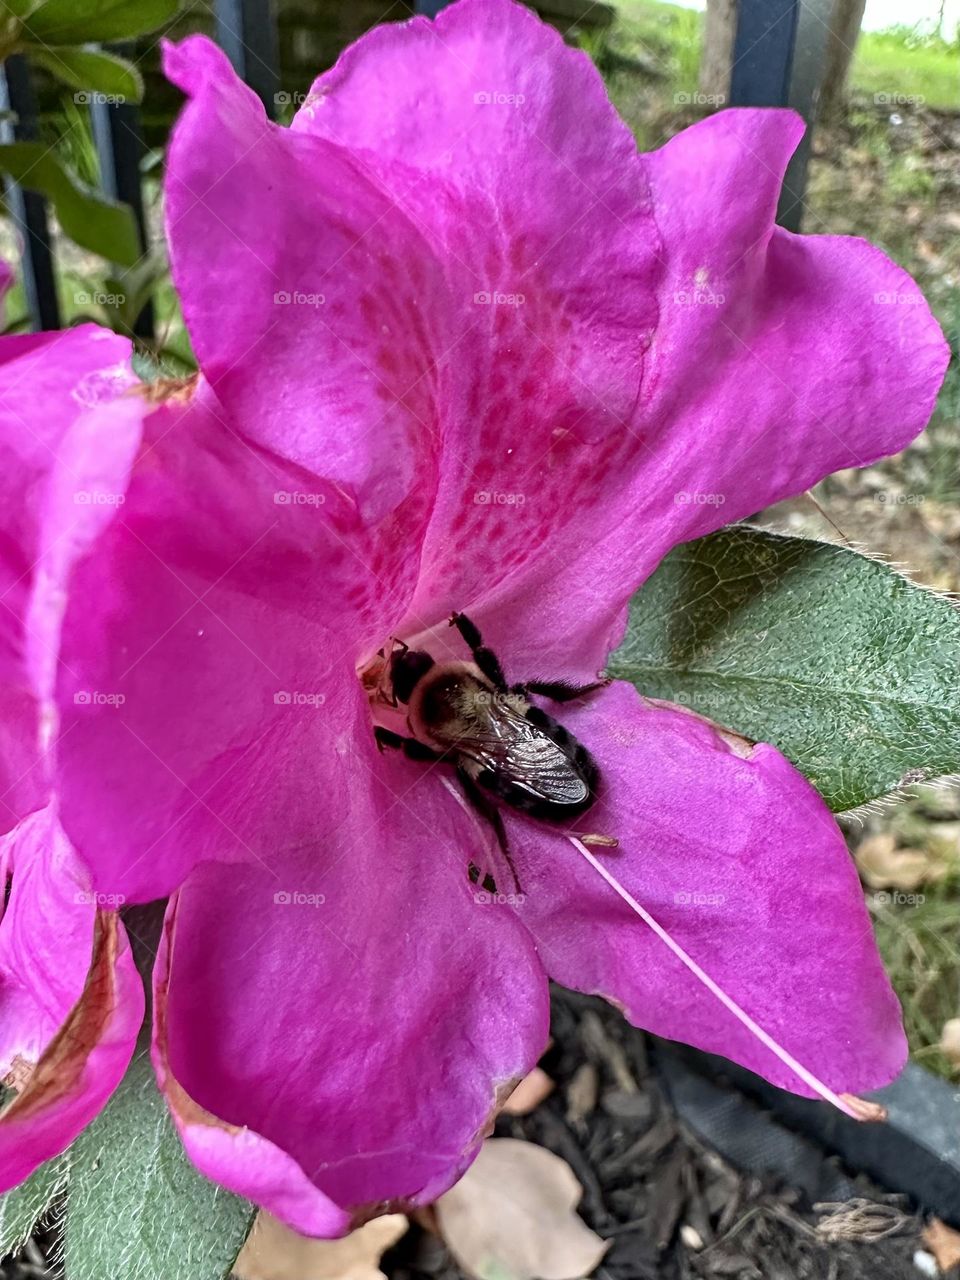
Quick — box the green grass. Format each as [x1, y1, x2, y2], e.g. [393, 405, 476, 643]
[853, 28, 960, 111]
[871, 874, 960, 1080]
[611, 0, 703, 91]
[587, 0, 703, 146]
[594, 2, 959, 112]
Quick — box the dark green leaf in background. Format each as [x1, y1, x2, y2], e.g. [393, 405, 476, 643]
[28, 45, 143, 101]
[0, 141, 140, 264]
[608, 525, 960, 812]
[65, 1052, 254, 1280]
[19, 0, 179, 45]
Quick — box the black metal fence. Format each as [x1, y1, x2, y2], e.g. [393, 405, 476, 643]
[0, 0, 825, 336]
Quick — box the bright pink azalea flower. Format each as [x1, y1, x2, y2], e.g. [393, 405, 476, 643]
[0, 0, 949, 1238]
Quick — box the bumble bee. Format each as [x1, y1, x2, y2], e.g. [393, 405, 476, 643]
[373, 612, 614, 889]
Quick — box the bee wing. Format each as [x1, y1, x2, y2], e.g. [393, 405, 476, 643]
[457, 702, 590, 806]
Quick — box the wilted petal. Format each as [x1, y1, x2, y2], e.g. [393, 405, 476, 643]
[152, 715, 548, 1234]
[509, 681, 906, 1096]
[0, 808, 143, 1189]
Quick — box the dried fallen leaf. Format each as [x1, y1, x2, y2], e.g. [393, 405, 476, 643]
[855, 833, 947, 891]
[565, 1062, 599, 1124]
[435, 1138, 608, 1280]
[502, 1066, 555, 1115]
[923, 1217, 960, 1274]
[940, 1018, 960, 1068]
[234, 1211, 408, 1280]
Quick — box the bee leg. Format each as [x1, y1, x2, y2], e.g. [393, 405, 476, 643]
[374, 726, 447, 763]
[514, 677, 612, 703]
[456, 766, 523, 896]
[448, 612, 508, 692]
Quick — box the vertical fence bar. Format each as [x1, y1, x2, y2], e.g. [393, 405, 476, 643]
[215, 0, 280, 119]
[728, 0, 833, 232]
[0, 54, 60, 331]
[778, 0, 834, 230]
[90, 44, 154, 340]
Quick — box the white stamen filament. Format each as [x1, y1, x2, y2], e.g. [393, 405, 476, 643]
[568, 836, 864, 1120]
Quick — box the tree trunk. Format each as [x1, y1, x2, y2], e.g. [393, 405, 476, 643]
[698, 0, 738, 102]
[819, 0, 868, 117]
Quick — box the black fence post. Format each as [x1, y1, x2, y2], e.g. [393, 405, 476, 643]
[728, 0, 833, 231]
[215, 0, 280, 119]
[90, 44, 154, 340]
[0, 54, 61, 331]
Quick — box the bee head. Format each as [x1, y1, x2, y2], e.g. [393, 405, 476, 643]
[389, 646, 435, 704]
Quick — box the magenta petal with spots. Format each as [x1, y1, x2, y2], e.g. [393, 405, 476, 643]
[287, 0, 948, 675]
[505, 682, 906, 1096]
[0, 807, 143, 1188]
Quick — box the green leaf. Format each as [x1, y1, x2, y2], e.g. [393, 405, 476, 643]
[28, 45, 143, 103]
[0, 0, 41, 53]
[607, 525, 960, 812]
[0, 141, 139, 265]
[65, 1053, 254, 1280]
[20, 0, 179, 44]
[2, 0, 44, 15]
[0, 1153, 68, 1257]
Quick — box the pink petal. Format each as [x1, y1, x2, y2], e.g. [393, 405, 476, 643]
[55, 382, 377, 902]
[508, 682, 906, 1096]
[295, 0, 661, 651]
[0, 326, 138, 828]
[290, 2, 947, 676]
[152, 719, 549, 1233]
[162, 34, 448, 641]
[0, 807, 143, 1190]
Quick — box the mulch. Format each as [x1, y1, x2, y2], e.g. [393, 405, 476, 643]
[3, 987, 931, 1280]
[384, 987, 928, 1280]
